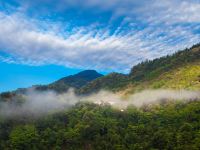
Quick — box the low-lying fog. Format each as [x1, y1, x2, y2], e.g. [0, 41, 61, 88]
[0, 89, 200, 118]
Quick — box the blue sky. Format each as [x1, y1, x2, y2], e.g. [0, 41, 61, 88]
[0, 0, 200, 92]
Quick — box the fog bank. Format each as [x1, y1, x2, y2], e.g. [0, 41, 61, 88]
[0, 89, 200, 118]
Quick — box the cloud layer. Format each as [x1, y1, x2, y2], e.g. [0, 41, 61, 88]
[0, 0, 199, 72]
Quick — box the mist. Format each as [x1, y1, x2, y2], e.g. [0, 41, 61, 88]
[0, 88, 200, 118]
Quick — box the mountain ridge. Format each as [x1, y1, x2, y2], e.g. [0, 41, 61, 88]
[0, 43, 200, 98]
[22, 70, 103, 93]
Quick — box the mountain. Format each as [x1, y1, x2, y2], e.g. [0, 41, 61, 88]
[0, 70, 103, 99]
[29, 70, 103, 93]
[78, 43, 200, 94]
[1, 43, 200, 97]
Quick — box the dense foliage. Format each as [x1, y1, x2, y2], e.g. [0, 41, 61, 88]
[124, 63, 200, 95]
[78, 73, 129, 94]
[130, 43, 200, 81]
[1, 101, 200, 150]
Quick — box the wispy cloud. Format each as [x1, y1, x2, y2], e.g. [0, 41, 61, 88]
[0, 0, 199, 72]
[17, 0, 200, 24]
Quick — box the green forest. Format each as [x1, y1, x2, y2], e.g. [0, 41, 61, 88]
[1, 101, 200, 150]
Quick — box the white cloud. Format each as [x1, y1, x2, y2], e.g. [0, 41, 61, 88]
[58, 0, 200, 24]
[140, 0, 200, 24]
[0, 0, 200, 73]
[13, 0, 200, 24]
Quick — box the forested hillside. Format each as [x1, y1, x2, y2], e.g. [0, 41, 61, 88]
[79, 43, 200, 94]
[78, 73, 129, 94]
[1, 101, 200, 150]
[130, 44, 200, 80]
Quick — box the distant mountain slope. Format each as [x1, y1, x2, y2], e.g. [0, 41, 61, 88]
[78, 43, 200, 94]
[0, 70, 103, 101]
[34, 70, 103, 93]
[0, 70, 103, 98]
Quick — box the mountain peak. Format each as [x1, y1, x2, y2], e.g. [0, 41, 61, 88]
[77, 70, 99, 74]
[75, 70, 103, 79]
[32, 70, 103, 93]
